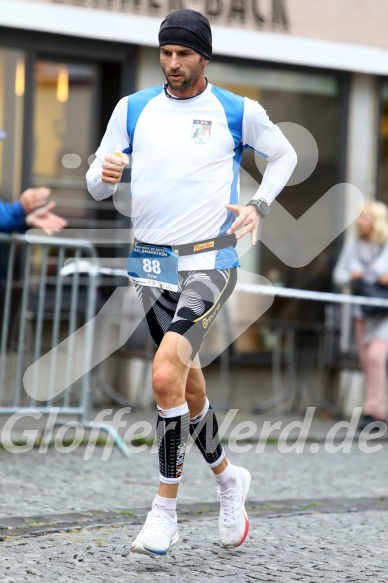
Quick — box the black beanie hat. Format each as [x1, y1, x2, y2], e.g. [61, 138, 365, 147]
[159, 9, 212, 60]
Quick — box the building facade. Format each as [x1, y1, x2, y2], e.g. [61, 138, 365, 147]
[1, 0, 388, 355]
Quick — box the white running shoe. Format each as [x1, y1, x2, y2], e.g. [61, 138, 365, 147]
[218, 466, 251, 548]
[130, 511, 179, 556]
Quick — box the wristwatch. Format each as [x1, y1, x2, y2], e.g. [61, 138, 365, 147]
[247, 198, 269, 218]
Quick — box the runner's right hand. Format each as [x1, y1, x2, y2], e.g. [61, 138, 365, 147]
[102, 153, 129, 184]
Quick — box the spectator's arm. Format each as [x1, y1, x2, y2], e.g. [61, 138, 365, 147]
[0, 200, 27, 233]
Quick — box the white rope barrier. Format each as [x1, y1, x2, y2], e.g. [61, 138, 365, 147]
[61, 260, 388, 309]
[236, 283, 388, 309]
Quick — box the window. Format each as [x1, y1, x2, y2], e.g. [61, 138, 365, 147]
[32, 61, 98, 226]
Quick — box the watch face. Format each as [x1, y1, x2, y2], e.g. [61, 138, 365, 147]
[258, 200, 269, 215]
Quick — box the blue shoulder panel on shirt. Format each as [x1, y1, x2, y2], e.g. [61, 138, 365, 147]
[125, 86, 163, 154]
[211, 86, 244, 249]
[211, 86, 244, 150]
[212, 87, 268, 159]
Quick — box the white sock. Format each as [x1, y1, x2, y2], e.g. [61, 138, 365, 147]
[214, 462, 238, 493]
[152, 495, 177, 519]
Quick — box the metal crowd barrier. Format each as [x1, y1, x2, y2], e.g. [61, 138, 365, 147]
[0, 232, 131, 456]
[235, 283, 388, 415]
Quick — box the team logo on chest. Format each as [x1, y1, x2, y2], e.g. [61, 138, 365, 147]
[191, 120, 212, 144]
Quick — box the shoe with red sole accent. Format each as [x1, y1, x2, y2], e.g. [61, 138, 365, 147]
[218, 466, 251, 548]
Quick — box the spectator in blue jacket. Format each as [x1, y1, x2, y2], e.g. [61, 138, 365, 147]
[0, 186, 67, 234]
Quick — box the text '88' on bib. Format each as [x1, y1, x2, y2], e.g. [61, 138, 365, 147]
[127, 243, 179, 291]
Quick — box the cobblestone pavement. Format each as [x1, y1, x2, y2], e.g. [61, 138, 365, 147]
[1, 509, 388, 583]
[1, 439, 388, 582]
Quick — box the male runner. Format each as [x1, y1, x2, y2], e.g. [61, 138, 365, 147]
[86, 9, 297, 556]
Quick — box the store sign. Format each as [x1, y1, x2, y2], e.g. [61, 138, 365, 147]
[48, 0, 290, 31]
[16, 0, 388, 48]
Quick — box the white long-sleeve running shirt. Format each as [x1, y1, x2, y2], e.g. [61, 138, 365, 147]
[86, 82, 297, 270]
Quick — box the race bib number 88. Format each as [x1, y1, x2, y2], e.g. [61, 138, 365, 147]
[142, 258, 161, 274]
[127, 243, 179, 291]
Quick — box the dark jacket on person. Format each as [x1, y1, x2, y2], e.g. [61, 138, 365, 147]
[0, 200, 26, 233]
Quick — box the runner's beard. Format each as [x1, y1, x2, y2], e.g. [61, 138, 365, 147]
[162, 59, 203, 93]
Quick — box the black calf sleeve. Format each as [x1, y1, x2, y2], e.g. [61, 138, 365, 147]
[157, 409, 190, 483]
[189, 405, 224, 467]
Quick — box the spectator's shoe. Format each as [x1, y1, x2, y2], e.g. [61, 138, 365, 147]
[130, 511, 178, 556]
[218, 467, 251, 548]
[358, 414, 387, 434]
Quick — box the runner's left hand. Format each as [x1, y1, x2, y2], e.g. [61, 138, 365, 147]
[226, 204, 260, 246]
